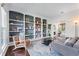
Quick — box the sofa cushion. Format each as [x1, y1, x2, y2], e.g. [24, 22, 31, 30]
[73, 40, 79, 49]
[64, 42, 74, 47]
[64, 37, 76, 47]
[52, 42, 79, 56]
[52, 36, 67, 44]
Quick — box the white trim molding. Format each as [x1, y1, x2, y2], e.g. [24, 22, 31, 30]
[0, 44, 8, 56]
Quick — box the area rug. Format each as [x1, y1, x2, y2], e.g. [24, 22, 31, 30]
[27, 41, 61, 56]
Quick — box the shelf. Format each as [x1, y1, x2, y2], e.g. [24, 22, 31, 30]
[25, 35, 29, 36]
[35, 23, 41, 25]
[9, 23, 23, 26]
[25, 28, 34, 30]
[10, 19, 24, 22]
[9, 31, 19, 32]
[25, 34, 34, 36]
[25, 21, 34, 24]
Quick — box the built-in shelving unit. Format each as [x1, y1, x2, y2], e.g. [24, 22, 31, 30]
[35, 17, 41, 38]
[9, 10, 52, 43]
[42, 19, 47, 37]
[25, 15, 34, 39]
[9, 11, 24, 42]
[48, 24, 52, 36]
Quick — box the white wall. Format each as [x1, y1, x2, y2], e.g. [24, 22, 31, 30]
[3, 4, 9, 46]
[65, 20, 75, 37]
[50, 9, 79, 37]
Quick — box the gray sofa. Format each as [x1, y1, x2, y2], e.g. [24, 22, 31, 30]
[50, 37, 79, 56]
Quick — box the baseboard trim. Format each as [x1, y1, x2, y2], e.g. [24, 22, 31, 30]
[0, 42, 14, 56]
[0, 45, 9, 56]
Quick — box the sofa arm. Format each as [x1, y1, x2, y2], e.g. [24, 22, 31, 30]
[51, 42, 79, 56]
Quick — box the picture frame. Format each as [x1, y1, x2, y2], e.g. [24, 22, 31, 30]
[58, 23, 65, 32]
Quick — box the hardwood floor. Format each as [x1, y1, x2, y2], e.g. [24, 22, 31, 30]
[5, 46, 30, 56]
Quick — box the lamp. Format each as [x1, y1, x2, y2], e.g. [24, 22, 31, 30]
[72, 16, 79, 38]
[74, 20, 78, 24]
[74, 20, 78, 38]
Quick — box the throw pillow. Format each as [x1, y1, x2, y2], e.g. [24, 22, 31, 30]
[64, 37, 76, 47]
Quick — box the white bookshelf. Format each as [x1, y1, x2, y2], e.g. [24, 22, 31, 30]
[9, 11, 52, 44]
[25, 15, 34, 40]
[9, 11, 24, 42]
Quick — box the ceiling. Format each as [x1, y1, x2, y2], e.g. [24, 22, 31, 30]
[5, 3, 79, 20]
